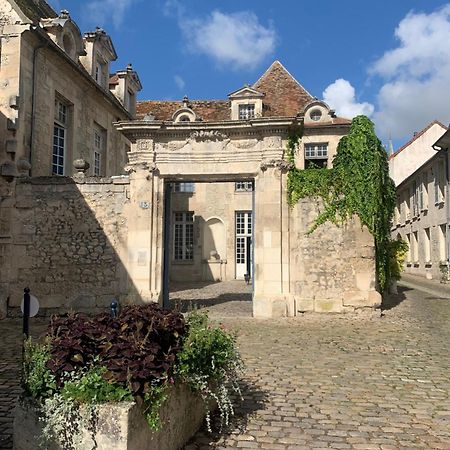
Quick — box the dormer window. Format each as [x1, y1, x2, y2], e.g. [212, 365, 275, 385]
[239, 104, 255, 120]
[228, 85, 264, 120]
[172, 97, 196, 123]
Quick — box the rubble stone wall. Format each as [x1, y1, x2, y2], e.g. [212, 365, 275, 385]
[289, 198, 381, 313]
[6, 176, 132, 315]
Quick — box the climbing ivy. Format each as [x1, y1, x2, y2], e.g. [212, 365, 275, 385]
[287, 115, 396, 291]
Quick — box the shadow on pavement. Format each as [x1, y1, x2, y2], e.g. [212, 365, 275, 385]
[381, 286, 411, 311]
[170, 294, 252, 313]
[185, 380, 269, 448]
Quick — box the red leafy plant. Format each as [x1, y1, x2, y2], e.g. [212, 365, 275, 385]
[46, 304, 186, 399]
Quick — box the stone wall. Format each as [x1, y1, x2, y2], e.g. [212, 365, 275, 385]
[289, 198, 380, 313]
[5, 176, 133, 315]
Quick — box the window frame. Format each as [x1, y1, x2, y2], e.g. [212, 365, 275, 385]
[173, 182, 195, 193]
[93, 124, 106, 177]
[173, 211, 194, 261]
[238, 104, 255, 120]
[235, 181, 254, 192]
[52, 98, 69, 176]
[304, 142, 329, 169]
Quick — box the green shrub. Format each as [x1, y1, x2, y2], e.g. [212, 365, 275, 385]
[388, 238, 408, 281]
[175, 311, 243, 431]
[22, 338, 56, 399]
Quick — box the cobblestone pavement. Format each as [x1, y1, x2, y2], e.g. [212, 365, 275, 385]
[1, 281, 450, 449]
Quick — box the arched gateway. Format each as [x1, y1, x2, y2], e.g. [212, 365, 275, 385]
[114, 61, 380, 317]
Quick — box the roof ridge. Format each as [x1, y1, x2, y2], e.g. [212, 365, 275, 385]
[252, 60, 313, 98]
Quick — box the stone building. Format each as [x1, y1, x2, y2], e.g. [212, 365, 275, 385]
[0, 1, 381, 317]
[390, 121, 449, 280]
[116, 61, 380, 316]
[0, 0, 141, 316]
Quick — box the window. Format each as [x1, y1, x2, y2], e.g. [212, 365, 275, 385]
[439, 224, 446, 261]
[304, 143, 328, 168]
[173, 212, 194, 261]
[406, 233, 411, 262]
[412, 180, 419, 217]
[52, 99, 68, 175]
[434, 160, 445, 204]
[95, 57, 107, 88]
[239, 104, 255, 120]
[310, 109, 322, 121]
[93, 125, 106, 176]
[421, 171, 428, 210]
[412, 231, 418, 262]
[394, 197, 400, 225]
[173, 182, 195, 193]
[424, 228, 431, 262]
[235, 181, 253, 192]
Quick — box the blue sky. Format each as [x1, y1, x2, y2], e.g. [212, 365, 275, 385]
[48, 0, 450, 147]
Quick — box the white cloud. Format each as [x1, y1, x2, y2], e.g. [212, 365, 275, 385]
[86, 0, 137, 28]
[370, 4, 450, 139]
[174, 75, 185, 91]
[323, 79, 374, 119]
[165, 3, 276, 70]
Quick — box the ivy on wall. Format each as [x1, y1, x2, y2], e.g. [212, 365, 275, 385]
[287, 115, 396, 291]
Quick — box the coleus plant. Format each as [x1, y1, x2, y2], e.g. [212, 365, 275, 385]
[46, 304, 186, 399]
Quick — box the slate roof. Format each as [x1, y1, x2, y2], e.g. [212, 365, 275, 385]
[13, 0, 57, 23]
[136, 61, 317, 122]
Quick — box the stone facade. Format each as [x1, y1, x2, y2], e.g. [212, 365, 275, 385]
[391, 125, 450, 281]
[0, 0, 141, 316]
[0, 2, 380, 317]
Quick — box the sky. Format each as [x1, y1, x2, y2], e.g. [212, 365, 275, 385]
[47, 0, 450, 148]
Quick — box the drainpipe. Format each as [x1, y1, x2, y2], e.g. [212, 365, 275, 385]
[29, 36, 48, 176]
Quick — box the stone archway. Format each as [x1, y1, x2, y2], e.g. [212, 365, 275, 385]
[115, 119, 295, 317]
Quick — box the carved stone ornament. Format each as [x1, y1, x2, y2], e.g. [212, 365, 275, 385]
[73, 159, 90, 174]
[233, 138, 258, 149]
[124, 161, 157, 174]
[260, 159, 293, 173]
[16, 159, 31, 176]
[189, 130, 228, 142]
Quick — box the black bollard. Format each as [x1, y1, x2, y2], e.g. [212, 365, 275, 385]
[23, 287, 30, 338]
[110, 300, 119, 318]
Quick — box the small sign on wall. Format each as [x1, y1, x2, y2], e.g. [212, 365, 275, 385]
[139, 201, 150, 209]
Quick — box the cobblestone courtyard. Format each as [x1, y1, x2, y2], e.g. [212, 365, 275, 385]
[1, 280, 450, 449]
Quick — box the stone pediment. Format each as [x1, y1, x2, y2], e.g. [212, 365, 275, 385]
[228, 85, 265, 99]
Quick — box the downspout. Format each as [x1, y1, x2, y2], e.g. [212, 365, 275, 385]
[29, 34, 48, 176]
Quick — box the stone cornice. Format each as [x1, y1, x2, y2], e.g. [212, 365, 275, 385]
[114, 117, 299, 141]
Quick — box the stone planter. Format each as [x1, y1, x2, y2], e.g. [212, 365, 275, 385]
[13, 384, 205, 450]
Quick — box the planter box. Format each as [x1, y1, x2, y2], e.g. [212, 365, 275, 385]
[13, 384, 205, 450]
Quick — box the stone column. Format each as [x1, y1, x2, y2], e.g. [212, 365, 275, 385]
[253, 160, 292, 317]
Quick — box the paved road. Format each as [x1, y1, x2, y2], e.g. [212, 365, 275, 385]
[2, 281, 450, 449]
